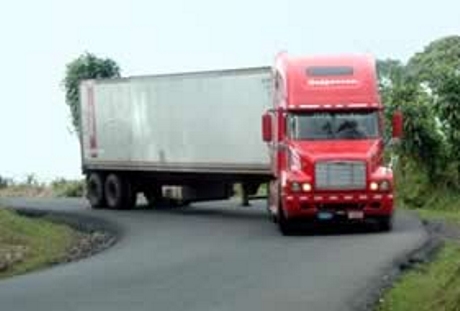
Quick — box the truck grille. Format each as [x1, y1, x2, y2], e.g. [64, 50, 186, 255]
[315, 161, 366, 190]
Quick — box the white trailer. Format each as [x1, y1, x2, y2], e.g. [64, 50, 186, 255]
[79, 67, 272, 209]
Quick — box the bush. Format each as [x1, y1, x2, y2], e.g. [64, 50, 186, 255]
[51, 179, 85, 198]
[0, 176, 8, 189]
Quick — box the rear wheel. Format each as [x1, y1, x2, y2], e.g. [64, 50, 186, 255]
[87, 173, 105, 209]
[104, 174, 136, 210]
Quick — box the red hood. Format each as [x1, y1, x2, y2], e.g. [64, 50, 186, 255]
[290, 140, 380, 161]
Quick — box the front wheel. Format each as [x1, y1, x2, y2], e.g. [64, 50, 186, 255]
[278, 202, 295, 236]
[377, 216, 393, 232]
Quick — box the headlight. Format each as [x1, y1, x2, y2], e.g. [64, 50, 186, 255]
[291, 182, 301, 192]
[302, 183, 312, 192]
[370, 182, 379, 191]
[380, 180, 390, 191]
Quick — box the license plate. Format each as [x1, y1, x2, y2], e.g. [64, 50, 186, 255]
[318, 211, 333, 220]
[348, 211, 364, 220]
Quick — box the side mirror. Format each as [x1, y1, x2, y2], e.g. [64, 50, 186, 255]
[392, 110, 403, 139]
[262, 112, 273, 143]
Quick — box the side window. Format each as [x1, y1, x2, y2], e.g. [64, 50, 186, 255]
[286, 114, 294, 139]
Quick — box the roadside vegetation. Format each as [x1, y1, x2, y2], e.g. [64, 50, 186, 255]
[378, 169, 460, 311]
[0, 174, 84, 198]
[377, 35, 460, 311]
[0, 208, 78, 278]
[378, 242, 460, 311]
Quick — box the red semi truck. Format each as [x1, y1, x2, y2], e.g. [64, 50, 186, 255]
[79, 53, 402, 235]
[262, 53, 402, 234]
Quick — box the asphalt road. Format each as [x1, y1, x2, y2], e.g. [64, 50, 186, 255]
[0, 197, 427, 311]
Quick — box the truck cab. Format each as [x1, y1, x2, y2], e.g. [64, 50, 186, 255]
[262, 53, 402, 234]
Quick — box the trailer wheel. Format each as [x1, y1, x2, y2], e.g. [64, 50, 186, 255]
[87, 173, 105, 209]
[104, 174, 136, 210]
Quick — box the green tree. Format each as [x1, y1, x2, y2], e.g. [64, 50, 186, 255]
[63, 53, 120, 135]
[377, 58, 406, 141]
[375, 36, 460, 207]
[436, 72, 460, 183]
[377, 58, 405, 89]
[406, 35, 460, 187]
[25, 174, 39, 187]
[377, 58, 445, 182]
[407, 35, 460, 91]
[0, 175, 8, 189]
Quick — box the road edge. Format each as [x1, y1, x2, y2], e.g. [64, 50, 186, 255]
[8, 207, 122, 267]
[353, 212, 441, 311]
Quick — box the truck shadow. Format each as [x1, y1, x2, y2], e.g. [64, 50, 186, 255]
[129, 202, 383, 236]
[132, 202, 267, 221]
[284, 222, 382, 236]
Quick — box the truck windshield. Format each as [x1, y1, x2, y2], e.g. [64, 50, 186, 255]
[287, 110, 380, 140]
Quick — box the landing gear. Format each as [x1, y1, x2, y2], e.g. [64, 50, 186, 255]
[241, 184, 250, 207]
[143, 186, 163, 207]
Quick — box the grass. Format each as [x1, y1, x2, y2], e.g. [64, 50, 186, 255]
[378, 242, 460, 311]
[0, 208, 78, 279]
[416, 209, 460, 225]
[377, 165, 460, 311]
[405, 206, 460, 311]
[401, 187, 460, 225]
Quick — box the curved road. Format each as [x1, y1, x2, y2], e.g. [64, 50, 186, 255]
[0, 197, 426, 311]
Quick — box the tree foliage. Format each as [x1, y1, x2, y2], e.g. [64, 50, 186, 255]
[407, 35, 460, 91]
[436, 72, 460, 180]
[380, 35, 460, 191]
[378, 59, 445, 181]
[377, 58, 405, 89]
[0, 175, 8, 189]
[63, 53, 120, 135]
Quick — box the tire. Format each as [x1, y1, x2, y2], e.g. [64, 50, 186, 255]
[86, 173, 105, 209]
[377, 216, 393, 232]
[104, 174, 136, 210]
[278, 201, 295, 236]
[266, 182, 277, 223]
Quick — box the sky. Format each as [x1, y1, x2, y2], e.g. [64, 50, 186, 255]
[0, 0, 458, 182]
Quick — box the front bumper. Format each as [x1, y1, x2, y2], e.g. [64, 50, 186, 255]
[282, 191, 394, 220]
